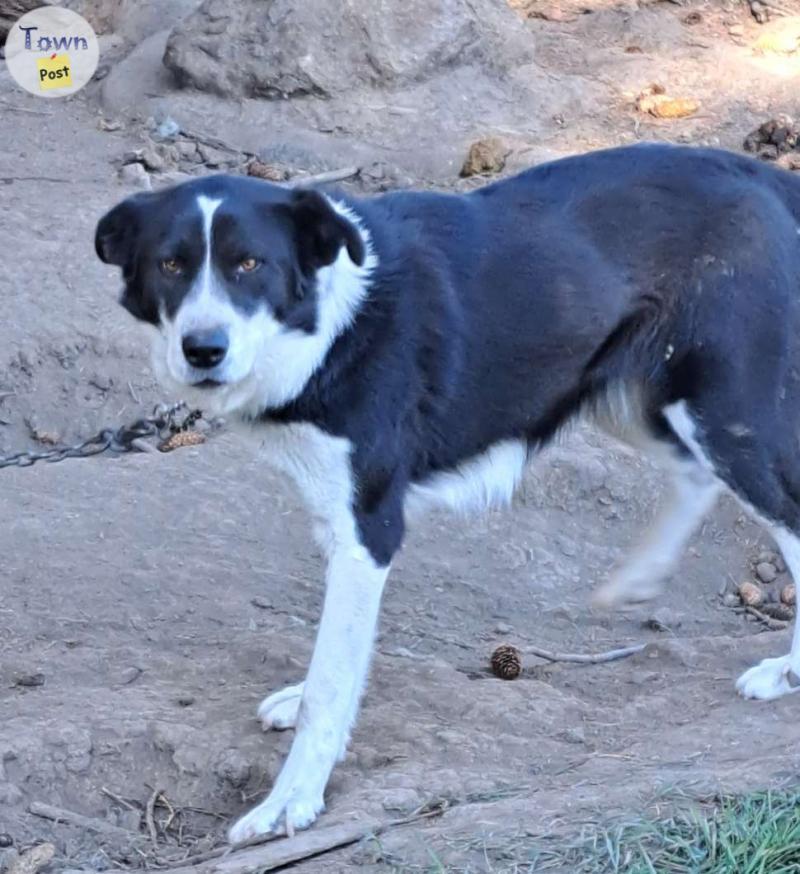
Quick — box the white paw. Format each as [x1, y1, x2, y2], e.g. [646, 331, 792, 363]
[228, 785, 324, 843]
[591, 573, 663, 608]
[736, 656, 800, 701]
[257, 682, 304, 731]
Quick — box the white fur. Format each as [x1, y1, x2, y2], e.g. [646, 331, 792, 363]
[608, 400, 800, 702]
[406, 439, 528, 517]
[152, 196, 377, 418]
[258, 682, 304, 731]
[228, 423, 388, 842]
[737, 526, 800, 700]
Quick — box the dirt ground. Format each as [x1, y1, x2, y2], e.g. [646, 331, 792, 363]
[3, 1, 800, 871]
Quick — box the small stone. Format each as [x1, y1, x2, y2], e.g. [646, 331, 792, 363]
[251, 596, 272, 610]
[176, 140, 200, 160]
[119, 163, 152, 190]
[494, 622, 513, 634]
[177, 695, 195, 707]
[118, 667, 142, 686]
[381, 788, 420, 813]
[781, 584, 796, 606]
[643, 608, 682, 632]
[560, 726, 586, 745]
[214, 749, 251, 788]
[13, 673, 44, 688]
[756, 561, 777, 583]
[723, 592, 740, 608]
[0, 783, 22, 805]
[460, 137, 510, 178]
[728, 23, 745, 36]
[738, 581, 764, 607]
[0, 834, 12, 848]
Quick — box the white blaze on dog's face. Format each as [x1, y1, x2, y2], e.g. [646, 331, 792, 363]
[95, 177, 375, 416]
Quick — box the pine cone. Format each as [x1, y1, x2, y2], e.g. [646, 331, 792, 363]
[760, 602, 795, 621]
[490, 644, 522, 680]
[159, 431, 206, 452]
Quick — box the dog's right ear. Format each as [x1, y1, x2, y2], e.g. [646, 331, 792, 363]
[95, 193, 151, 268]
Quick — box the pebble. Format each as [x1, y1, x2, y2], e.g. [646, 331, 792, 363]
[756, 561, 777, 583]
[494, 622, 513, 634]
[119, 163, 152, 190]
[381, 788, 421, 814]
[0, 835, 11, 848]
[728, 24, 745, 36]
[560, 726, 586, 745]
[723, 592, 740, 608]
[215, 749, 252, 788]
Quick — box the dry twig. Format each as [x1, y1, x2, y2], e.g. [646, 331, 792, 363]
[524, 642, 646, 664]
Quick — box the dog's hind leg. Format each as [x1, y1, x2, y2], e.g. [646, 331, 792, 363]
[592, 405, 722, 608]
[737, 526, 800, 700]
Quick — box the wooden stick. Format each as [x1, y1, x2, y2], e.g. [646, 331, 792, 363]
[746, 605, 790, 630]
[28, 801, 138, 839]
[523, 642, 646, 664]
[286, 167, 361, 188]
[158, 818, 382, 873]
[145, 787, 162, 846]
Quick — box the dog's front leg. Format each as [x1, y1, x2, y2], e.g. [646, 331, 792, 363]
[228, 543, 389, 843]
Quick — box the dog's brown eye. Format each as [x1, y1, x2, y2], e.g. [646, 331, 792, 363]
[161, 258, 182, 275]
[239, 257, 259, 273]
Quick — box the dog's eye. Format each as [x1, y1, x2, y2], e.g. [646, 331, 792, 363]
[238, 257, 260, 273]
[160, 258, 183, 276]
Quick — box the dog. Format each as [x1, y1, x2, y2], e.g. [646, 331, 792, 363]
[95, 143, 800, 842]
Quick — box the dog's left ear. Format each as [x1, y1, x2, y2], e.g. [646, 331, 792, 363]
[288, 189, 366, 272]
[95, 193, 151, 269]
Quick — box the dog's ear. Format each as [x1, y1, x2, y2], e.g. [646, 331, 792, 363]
[287, 189, 365, 273]
[95, 193, 151, 268]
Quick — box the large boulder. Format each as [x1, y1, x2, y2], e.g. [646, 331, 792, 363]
[163, 0, 534, 99]
[1, 0, 53, 40]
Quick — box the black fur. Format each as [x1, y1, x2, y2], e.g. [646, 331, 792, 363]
[98, 144, 800, 568]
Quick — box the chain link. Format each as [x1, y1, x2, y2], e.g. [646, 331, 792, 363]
[0, 402, 202, 469]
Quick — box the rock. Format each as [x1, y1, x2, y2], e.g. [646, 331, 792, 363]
[0, 0, 53, 40]
[68, 0, 201, 43]
[753, 16, 800, 55]
[0, 783, 22, 805]
[738, 581, 764, 607]
[247, 159, 289, 182]
[560, 726, 586, 745]
[381, 788, 421, 814]
[5, 842, 54, 874]
[176, 140, 200, 161]
[781, 584, 796, 606]
[101, 30, 174, 116]
[214, 749, 251, 788]
[119, 162, 152, 190]
[642, 607, 682, 632]
[164, 0, 533, 100]
[636, 86, 699, 119]
[755, 561, 777, 583]
[728, 24, 745, 36]
[723, 592, 740, 608]
[494, 622, 513, 635]
[460, 137, 510, 177]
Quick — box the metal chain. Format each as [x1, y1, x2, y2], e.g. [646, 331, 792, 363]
[0, 402, 201, 469]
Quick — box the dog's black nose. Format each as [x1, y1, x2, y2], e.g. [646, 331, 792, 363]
[182, 328, 229, 369]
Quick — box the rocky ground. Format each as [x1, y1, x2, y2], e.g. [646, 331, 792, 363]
[2, 0, 800, 871]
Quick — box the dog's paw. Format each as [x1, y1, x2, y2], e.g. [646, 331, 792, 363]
[257, 682, 304, 731]
[736, 656, 800, 700]
[228, 785, 324, 843]
[591, 574, 663, 609]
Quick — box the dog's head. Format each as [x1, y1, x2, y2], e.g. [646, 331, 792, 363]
[95, 176, 372, 416]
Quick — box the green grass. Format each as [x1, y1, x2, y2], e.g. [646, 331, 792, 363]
[537, 790, 800, 874]
[381, 790, 800, 873]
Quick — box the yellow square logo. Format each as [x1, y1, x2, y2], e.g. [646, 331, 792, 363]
[37, 53, 72, 91]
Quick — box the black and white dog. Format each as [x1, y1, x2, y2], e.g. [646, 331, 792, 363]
[96, 143, 800, 842]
